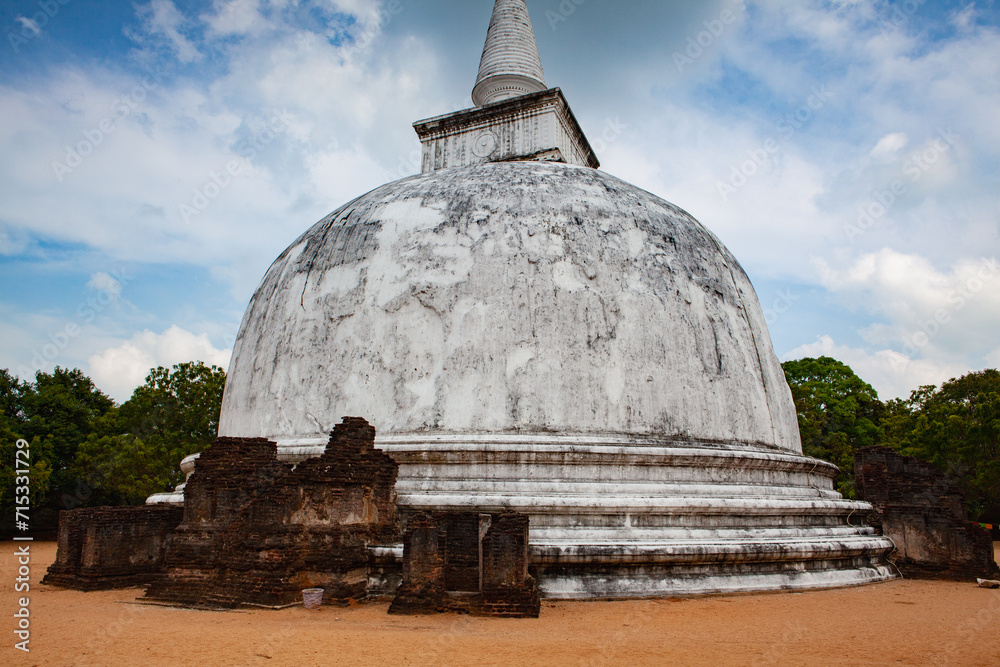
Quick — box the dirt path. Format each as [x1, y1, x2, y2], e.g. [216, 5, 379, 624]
[4, 541, 999, 666]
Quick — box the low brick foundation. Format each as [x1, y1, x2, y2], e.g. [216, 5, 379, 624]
[389, 510, 539, 618]
[42, 506, 183, 590]
[855, 447, 1000, 581]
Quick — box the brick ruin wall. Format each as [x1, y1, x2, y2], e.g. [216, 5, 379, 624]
[855, 446, 1000, 581]
[44, 417, 543, 616]
[143, 417, 400, 608]
[41, 506, 184, 591]
[389, 510, 540, 618]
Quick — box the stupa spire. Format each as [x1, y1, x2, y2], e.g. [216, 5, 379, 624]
[472, 0, 547, 107]
[412, 0, 597, 172]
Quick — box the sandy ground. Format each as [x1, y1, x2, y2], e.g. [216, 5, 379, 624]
[4, 542, 999, 667]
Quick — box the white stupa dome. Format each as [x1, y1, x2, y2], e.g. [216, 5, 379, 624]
[219, 161, 801, 454]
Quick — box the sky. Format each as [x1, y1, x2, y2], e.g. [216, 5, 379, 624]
[0, 0, 998, 403]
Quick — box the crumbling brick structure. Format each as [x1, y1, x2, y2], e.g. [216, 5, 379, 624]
[41, 506, 183, 591]
[855, 446, 1000, 580]
[389, 510, 540, 618]
[143, 417, 399, 608]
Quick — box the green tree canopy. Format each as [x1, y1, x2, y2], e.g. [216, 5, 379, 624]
[781, 357, 883, 497]
[72, 362, 226, 506]
[882, 369, 1000, 521]
[2, 362, 226, 531]
[0, 367, 112, 530]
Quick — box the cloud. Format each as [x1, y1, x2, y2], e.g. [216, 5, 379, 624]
[134, 0, 203, 63]
[869, 132, 909, 161]
[783, 335, 970, 400]
[951, 3, 979, 32]
[201, 0, 272, 38]
[86, 272, 122, 296]
[88, 325, 232, 402]
[15, 17, 41, 36]
[814, 249, 1000, 359]
[0, 0, 442, 297]
[0, 227, 31, 256]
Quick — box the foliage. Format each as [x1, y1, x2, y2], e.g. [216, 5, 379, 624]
[20, 367, 115, 499]
[781, 357, 883, 497]
[0, 367, 112, 530]
[882, 370, 1000, 521]
[0, 370, 52, 527]
[0, 363, 226, 530]
[72, 362, 227, 506]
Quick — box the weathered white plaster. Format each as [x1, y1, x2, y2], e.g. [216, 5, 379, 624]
[219, 161, 802, 454]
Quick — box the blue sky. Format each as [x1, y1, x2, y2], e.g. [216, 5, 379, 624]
[1, 0, 998, 402]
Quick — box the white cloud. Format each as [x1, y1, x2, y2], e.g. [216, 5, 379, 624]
[815, 249, 1000, 359]
[783, 335, 969, 399]
[136, 0, 202, 63]
[0, 227, 30, 256]
[88, 325, 232, 402]
[951, 3, 979, 31]
[86, 272, 122, 296]
[15, 16, 41, 36]
[0, 1, 441, 288]
[869, 132, 909, 161]
[202, 0, 271, 37]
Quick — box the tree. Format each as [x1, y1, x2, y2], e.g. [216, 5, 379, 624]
[21, 368, 114, 517]
[0, 370, 52, 531]
[0, 368, 27, 429]
[0, 368, 110, 530]
[72, 362, 226, 505]
[882, 369, 1000, 521]
[781, 357, 883, 497]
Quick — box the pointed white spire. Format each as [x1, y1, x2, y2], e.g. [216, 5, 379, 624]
[472, 0, 547, 107]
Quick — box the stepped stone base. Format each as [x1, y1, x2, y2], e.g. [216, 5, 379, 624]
[271, 433, 899, 599]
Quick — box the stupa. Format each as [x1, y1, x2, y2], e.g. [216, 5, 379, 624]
[151, 0, 895, 598]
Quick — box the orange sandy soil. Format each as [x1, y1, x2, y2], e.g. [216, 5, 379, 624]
[4, 542, 1000, 667]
